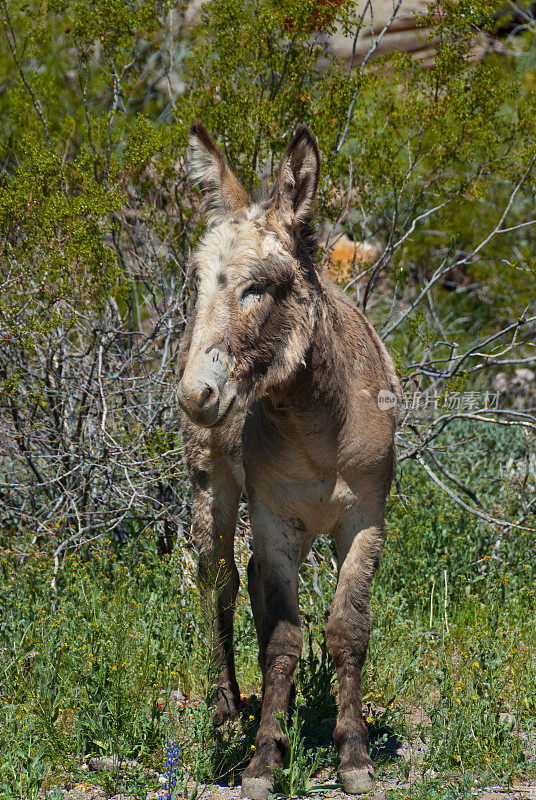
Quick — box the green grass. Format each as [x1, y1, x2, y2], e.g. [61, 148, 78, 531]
[0, 422, 535, 799]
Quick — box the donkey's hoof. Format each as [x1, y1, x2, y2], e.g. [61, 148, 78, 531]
[338, 766, 375, 794]
[241, 776, 273, 800]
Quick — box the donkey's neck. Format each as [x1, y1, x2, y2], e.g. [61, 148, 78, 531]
[264, 294, 348, 424]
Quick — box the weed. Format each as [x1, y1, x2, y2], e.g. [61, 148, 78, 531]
[271, 700, 339, 798]
[0, 733, 49, 800]
[296, 629, 337, 730]
[0, 425, 534, 794]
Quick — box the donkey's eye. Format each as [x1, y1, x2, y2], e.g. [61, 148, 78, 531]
[239, 282, 267, 308]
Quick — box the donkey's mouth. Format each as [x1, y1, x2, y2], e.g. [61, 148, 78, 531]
[206, 393, 236, 428]
[179, 392, 236, 429]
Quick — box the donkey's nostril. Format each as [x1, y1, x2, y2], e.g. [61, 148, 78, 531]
[200, 383, 214, 407]
[177, 373, 224, 426]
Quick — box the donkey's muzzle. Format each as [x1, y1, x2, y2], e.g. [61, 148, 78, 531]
[177, 347, 235, 427]
[177, 376, 221, 427]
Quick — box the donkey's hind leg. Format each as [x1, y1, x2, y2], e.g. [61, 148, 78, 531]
[242, 504, 303, 800]
[326, 505, 384, 794]
[191, 465, 241, 724]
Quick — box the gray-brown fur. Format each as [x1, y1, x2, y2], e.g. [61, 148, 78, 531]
[177, 124, 401, 799]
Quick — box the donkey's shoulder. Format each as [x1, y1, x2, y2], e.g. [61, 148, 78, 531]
[319, 276, 402, 412]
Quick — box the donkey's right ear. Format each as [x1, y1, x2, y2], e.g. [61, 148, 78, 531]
[188, 123, 250, 224]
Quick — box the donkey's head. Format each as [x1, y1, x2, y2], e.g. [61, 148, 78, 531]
[177, 123, 321, 427]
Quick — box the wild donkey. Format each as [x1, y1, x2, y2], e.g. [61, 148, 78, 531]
[177, 123, 400, 799]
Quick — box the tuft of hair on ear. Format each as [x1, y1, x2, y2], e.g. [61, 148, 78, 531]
[274, 124, 320, 227]
[188, 122, 250, 224]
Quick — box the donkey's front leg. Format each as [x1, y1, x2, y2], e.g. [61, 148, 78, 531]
[191, 466, 241, 724]
[242, 505, 302, 800]
[326, 505, 384, 795]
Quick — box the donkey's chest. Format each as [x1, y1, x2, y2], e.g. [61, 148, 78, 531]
[243, 417, 359, 533]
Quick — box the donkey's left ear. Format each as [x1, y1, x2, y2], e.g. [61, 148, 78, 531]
[274, 125, 320, 227]
[189, 122, 250, 224]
